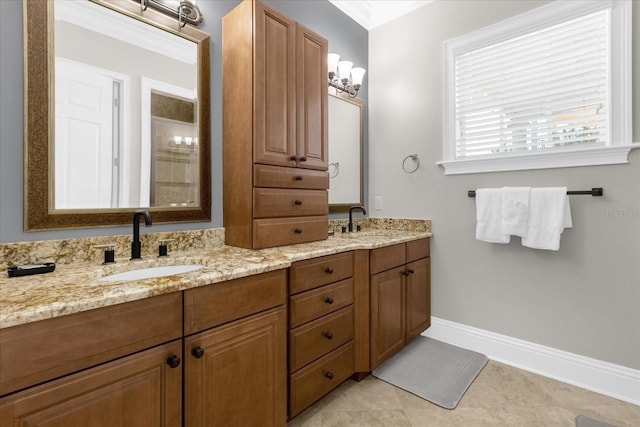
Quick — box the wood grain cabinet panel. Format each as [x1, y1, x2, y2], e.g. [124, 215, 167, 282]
[289, 278, 354, 328]
[253, 188, 328, 218]
[253, 164, 329, 190]
[184, 307, 286, 427]
[290, 251, 354, 294]
[0, 340, 182, 427]
[289, 342, 354, 419]
[223, 0, 329, 249]
[289, 306, 354, 372]
[369, 238, 431, 370]
[0, 293, 182, 396]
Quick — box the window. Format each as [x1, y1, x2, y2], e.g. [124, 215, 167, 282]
[439, 0, 634, 175]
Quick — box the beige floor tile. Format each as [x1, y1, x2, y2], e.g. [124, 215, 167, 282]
[288, 361, 640, 427]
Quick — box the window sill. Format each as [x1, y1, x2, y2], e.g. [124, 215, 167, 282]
[437, 144, 640, 175]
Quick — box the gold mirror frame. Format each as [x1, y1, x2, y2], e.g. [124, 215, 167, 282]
[24, 0, 211, 230]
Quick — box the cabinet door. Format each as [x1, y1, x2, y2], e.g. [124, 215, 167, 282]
[370, 266, 406, 369]
[405, 257, 431, 343]
[295, 23, 328, 170]
[0, 340, 182, 427]
[184, 307, 286, 427]
[254, 1, 296, 166]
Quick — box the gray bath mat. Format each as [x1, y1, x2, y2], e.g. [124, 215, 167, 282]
[575, 415, 617, 427]
[372, 336, 487, 409]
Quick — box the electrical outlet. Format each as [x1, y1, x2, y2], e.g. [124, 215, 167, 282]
[374, 196, 383, 210]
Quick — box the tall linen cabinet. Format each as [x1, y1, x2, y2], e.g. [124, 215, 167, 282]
[223, 0, 329, 249]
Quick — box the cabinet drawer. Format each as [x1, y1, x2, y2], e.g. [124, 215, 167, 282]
[370, 243, 406, 274]
[406, 238, 430, 262]
[0, 340, 182, 425]
[254, 164, 329, 190]
[289, 278, 353, 328]
[289, 306, 353, 372]
[184, 270, 286, 335]
[253, 216, 327, 249]
[254, 188, 328, 218]
[0, 293, 182, 396]
[290, 251, 353, 294]
[289, 342, 354, 418]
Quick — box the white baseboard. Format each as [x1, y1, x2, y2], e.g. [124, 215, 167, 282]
[422, 317, 640, 406]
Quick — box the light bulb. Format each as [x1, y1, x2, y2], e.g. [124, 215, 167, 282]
[328, 53, 340, 75]
[337, 61, 353, 81]
[350, 67, 366, 86]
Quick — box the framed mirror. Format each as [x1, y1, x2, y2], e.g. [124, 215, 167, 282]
[24, 0, 211, 230]
[328, 94, 364, 213]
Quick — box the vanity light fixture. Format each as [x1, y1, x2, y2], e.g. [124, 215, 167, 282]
[328, 53, 365, 98]
[139, 0, 203, 27]
[170, 136, 198, 149]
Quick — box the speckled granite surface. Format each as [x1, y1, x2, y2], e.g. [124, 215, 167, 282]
[0, 222, 431, 329]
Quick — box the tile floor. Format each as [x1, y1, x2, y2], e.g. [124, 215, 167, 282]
[288, 361, 640, 426]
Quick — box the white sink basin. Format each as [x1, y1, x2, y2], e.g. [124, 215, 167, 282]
[98, 264, 203, 282]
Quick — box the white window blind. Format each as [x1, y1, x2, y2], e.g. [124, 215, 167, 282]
[439, 0, 634, 175]
[455, 10, 609, 159]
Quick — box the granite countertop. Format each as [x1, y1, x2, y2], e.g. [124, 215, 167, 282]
[0, 230, 431, 329]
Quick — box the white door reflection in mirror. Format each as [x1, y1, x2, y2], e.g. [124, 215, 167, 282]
[54, 0, 198, 209]
[328, 95, 363, 206]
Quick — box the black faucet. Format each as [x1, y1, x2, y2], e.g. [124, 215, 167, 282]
[348, 205, 367, 232]
[131, 210, 152, 260]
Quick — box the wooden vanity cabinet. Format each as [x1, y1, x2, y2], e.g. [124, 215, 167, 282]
[0, 293, 183, 426]
[288, 252, 355, 418]
[370, 238, 431, 370]
[223, 0, 329, 249]
[183, 270, 287, 427]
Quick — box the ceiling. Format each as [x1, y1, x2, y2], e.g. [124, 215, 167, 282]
[329, 0, 432, 30]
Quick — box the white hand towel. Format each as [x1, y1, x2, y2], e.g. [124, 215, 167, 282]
[501, 187, 530, 237]
[476, 188, 510, 244]
[522, 187, 572, 251]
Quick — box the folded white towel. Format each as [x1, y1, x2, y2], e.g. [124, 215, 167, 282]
[522, 187, 572, 251]
[476, 188, 510, 244]
[501, 187, 530, 237]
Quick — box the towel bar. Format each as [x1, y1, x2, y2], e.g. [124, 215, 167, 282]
[467, 188, 603, 197]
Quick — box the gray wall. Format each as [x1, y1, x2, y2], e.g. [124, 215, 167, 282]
[369, 0, 640, 369]
[0, 0, 367, 242]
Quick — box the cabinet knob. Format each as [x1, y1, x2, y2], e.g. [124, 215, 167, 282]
[294, 176, 303, 181]
[294, 199, 303, 206]
[166, 354, 181, 368]
[407, 269, 415, 275]
[294, 228, 303, 234]
[290, 155, 297, 161]
[191, 346, 205, 359]
[324, 267, 334, 274]
[324, 296, 334, 304]
[325, 371, 334, 380]
[324, 331, 334, 340]
[299, 156, 307, 162]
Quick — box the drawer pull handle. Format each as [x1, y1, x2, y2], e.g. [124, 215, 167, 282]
[191, 346, 205, 359]
[324, 267, 334, 274]
[325, 371, 334, 380]
[294, 228, 303, 234]
[299, 156, 307, 162]
[166, 354, 181, 368]
[294, 176, 303, 181]
[324, 331, 334, 340]
[294, 199, 303, 206]
[325, 296, 334, 305]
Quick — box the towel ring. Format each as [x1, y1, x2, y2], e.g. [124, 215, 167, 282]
[328, 162, 340, 178]
[402, 154, 419, 173]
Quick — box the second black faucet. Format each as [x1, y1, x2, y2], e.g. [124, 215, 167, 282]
[131, 210, 152, 260]
[348, 205, 367, 232]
